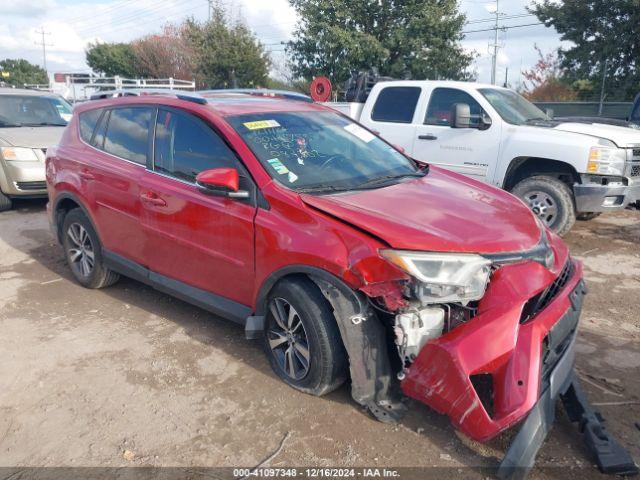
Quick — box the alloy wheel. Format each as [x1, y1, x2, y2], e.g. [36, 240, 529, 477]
[67, 223, 95, 278]
[267, 297, 311, 381]
[524, 190, 557, 226]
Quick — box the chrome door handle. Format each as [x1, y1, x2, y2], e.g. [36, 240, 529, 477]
[418, 134, 438, 140]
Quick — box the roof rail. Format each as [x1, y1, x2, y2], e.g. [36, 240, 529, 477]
[200, 88, 313, 103]
[90, 89, 208, 105]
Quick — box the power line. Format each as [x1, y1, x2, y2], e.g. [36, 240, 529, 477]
[463, 21, 545, 34]
[34, 27, 53, 72]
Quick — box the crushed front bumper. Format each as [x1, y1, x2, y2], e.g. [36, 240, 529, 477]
[574, 178, 640, 212]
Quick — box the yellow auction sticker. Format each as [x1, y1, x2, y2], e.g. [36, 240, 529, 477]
[243, 120, 281, 130]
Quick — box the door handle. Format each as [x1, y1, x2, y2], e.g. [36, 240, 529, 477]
[418, 134, 438, 140]
[140, 192, 167, 207]
[79, 169, 95, 180]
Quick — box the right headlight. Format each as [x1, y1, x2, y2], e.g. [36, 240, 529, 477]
[587, 140, 626, 176]
[380, 250, 492, 304]
[0, 146, 39, 162]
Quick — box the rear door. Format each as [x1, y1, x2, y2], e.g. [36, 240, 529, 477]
[412, 87, 501, 181]
[139, 108, 257, 307]
[360, 85, 422, 151]
[79, 106, 154, 265]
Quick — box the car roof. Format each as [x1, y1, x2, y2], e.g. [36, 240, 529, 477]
[73, 92, 327, 117]
[0, 87, 60, 97]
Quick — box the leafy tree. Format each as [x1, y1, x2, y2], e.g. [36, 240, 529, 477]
[521, 46, 577, 101]
[0, 59, 48, 87]
[131, 24, 195, 80]
[530, 0, 640, 101]
[181, 7, 270, 88]
[85, 42, 139, 77]
[287, 0, 474, 88]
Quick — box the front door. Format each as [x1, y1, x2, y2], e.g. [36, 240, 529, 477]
[412, 87, 501, 181]
[139, 108, 257, 307]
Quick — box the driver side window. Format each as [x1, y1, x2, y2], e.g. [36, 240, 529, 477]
[154, 109, 238, 183]
[425, 88, 485, 127]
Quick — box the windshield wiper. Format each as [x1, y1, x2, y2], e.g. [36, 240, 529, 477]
[297, 184, 353, 194]
[354, 172, 426, 190]
[22, 122, 67, 127]
[0, 120, 22, 127]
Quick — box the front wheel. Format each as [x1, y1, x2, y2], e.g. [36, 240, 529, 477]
[0, 190, 12, 212]
[511, 176, 576, 236]
[263, 278, 348, 396]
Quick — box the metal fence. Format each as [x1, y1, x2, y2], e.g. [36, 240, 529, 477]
[533, 101, 633, 120]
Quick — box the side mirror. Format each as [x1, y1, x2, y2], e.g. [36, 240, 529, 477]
[195, 168, 249, 199]
[479, 113, 493, 130]
[451, 103, 471, 128]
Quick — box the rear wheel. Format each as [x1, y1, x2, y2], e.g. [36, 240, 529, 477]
[0, 190, 12, 212]
[264, 278, 347, 396]
[62, 209, 120, 289]
[511, 176, 576, 236]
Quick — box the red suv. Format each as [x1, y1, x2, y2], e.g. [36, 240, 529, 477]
[45, 92, 634, 475]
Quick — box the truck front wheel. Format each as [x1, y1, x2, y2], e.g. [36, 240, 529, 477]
[511, 176, 576, 236]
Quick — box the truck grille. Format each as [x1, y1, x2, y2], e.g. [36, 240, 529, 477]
[16, 181, 47, 191]
[520, 260, 574, 323]
[630, 164, 640, 177]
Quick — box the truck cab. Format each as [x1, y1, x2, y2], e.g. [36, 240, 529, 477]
[346, 81, 640, 235]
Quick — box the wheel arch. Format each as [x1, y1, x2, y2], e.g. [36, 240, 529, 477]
[52, 192, 98, 245]
[503, 157, 581, 191]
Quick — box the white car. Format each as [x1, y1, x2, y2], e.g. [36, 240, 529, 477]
[327, 81, 640, 235]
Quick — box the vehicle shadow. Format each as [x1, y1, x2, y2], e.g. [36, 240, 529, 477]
[0, 206, 556, 473]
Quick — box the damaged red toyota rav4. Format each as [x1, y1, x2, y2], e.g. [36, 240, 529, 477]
[46, 92, 636, 477]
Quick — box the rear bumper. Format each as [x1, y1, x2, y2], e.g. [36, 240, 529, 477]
[401, 255, 584, 443]
[574, 180, 640, 212]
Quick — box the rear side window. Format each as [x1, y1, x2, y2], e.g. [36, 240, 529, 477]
[371, 87, 421, 123]
[103, 107, 154, 164]
[425, 88, 484, 127]
[78, 109, 102, 143]
[154, 109, 238, 183]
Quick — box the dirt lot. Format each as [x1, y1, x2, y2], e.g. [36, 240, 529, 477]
[0, 200, 638, 479]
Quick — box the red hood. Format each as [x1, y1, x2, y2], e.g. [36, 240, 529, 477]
[300, 166, 541, 254]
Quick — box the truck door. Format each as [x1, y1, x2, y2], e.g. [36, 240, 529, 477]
[412, 87, 501, 182]
[361, 85, 421, 152]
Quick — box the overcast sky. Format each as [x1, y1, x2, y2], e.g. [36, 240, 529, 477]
[0, 0, 568, 88]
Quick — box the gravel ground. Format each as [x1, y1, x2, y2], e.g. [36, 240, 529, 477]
[0, 200, 638, 479]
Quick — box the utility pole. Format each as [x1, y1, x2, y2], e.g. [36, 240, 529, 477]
[207, 0, 214, 21]
[34, 27, 53, 73]
[598, 58, 609, 117]
[490, 0, 500, 85]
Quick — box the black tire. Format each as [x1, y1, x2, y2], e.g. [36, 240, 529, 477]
[62, 208, 120, 289]
[263, 278, 348, 396]
[511, 176, 576, 236]
[577, 212, 601, 221]
[0, 190, 12, 212]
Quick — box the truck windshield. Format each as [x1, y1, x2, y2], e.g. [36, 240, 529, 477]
[479, 88, 550, 125]
[0, 95, 72, 127]
[227, 111, 423, 193]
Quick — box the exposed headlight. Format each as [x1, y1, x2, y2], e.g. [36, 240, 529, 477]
[0, 147, 39, 162]
[587, 142, 626, 176]
[380, 250, 492, 303]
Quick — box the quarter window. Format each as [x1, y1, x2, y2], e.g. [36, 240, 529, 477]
[154, 109, 238, 183]
[103, 107, 153, 164]
[371, 87, 421, 123]
[79, 109, 103, 143]
[425, 88, 485, 127]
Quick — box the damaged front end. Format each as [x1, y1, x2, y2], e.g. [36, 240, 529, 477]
[342, 230, 637, 477]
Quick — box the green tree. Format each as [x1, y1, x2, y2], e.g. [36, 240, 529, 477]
[287, 0, 474, 88]
[181, 7, 270, 88]
[85, 42, 139, 77]
[0, 59, 48, 87]
[530, 0, 640, 101]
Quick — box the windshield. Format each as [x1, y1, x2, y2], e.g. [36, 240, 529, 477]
[227, 111, 423, 193]
[479, 88, 549, 125]
[0, 94, 72, 127]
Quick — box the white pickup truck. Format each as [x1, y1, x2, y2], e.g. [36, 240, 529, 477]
[327, 81, 640, 235]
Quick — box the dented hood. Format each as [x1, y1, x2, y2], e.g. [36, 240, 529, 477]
[300, 167, 541, 254]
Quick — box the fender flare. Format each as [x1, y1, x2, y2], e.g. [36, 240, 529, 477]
[51, 192, 98, 244]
